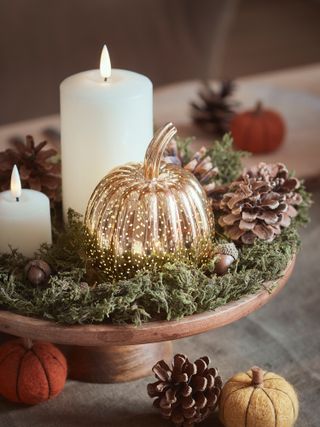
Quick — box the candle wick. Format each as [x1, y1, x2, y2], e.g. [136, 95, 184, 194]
[104, 77, 108, 82]
[16, 197, 19, 202]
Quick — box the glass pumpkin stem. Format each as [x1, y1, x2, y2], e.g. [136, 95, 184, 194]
[144, 122, 177, 180]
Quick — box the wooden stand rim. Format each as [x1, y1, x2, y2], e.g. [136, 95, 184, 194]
[0, 257, 295, 347]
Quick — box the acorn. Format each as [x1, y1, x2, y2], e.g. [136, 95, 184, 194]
[79, 282, 90, 293]
[214, 243, 238, 275]
[24, 260, 52, 286]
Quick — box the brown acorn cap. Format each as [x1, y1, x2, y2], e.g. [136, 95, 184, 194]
[214, 243, 238, 260]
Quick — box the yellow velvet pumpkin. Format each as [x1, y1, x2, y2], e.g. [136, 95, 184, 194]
[219, 366, 299, 427]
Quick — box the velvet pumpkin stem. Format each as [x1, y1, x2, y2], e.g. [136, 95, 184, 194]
[251, 366, 264, 387]
[22, 337, 33, 350]
[144, 122, 177, 180]
[254, 101, 263, 115]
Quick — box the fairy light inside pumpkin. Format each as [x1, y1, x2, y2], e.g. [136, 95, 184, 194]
[84, 123, 214, 280]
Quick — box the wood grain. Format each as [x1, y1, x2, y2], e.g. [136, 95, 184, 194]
[0, 257, 295, 347]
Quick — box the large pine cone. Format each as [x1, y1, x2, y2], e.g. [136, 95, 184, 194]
[147, 354, 222, 426]
[164, 141, 219, 194]
[191, 81, 236, 137]
[218, 162, 302, 244]
[0, 135, 61, 204]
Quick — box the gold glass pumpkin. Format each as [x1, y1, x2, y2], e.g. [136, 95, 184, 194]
[85, 123, 214, 280]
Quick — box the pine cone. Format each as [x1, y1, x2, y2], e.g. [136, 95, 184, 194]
[0, 135, 61, 204]
[206, 183, 230, 210]
[147, 354, 222, 426]
[218, 162, 302, 244]
[164, 141, 219, 194]
[191, 81, 236, 137]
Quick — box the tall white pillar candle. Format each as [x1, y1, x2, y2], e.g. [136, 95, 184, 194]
[0, 166, 52, 257]
[60, 45, 153, 217]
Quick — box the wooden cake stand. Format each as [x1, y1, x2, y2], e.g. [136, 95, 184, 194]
[0, 257, 295, 384]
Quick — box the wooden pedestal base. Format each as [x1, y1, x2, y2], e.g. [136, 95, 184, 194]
[59, 341, 173, 383]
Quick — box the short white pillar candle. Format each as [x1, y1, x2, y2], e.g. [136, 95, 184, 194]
[0, 166, 52, 257]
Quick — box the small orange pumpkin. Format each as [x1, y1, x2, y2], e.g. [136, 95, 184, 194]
[231, 101, 285, 154]
[0, 338, 67, 405]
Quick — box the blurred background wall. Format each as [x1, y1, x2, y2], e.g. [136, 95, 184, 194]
[0, 0, 320, 125]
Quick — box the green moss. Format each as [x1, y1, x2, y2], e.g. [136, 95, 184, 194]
[0, 218, 302, 325]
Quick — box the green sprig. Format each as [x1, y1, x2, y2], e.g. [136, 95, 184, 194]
[177, 133, 247, 184]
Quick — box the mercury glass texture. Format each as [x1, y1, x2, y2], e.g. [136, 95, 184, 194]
[85, 123, 214, 280]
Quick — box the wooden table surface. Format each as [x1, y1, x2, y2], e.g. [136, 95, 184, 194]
[0, 64, 319, 427]
[153, 63, 320, 180]
[0, 62, 319, 147]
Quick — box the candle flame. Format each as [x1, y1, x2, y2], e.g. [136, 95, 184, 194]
[100, 44, 111, 80]
[10, 165, 22, 200]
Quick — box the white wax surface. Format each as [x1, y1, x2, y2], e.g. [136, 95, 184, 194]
[60, 68, 153, 218]
[0, 189, 52, 257]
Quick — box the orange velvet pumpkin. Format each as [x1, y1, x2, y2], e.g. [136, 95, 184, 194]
[0, 338, 67, 405]
[231, 102, 285, 154]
